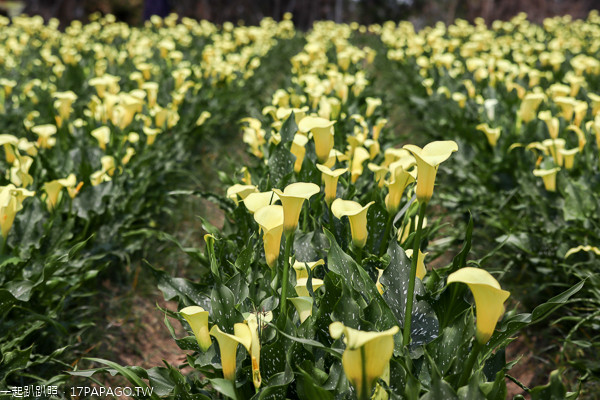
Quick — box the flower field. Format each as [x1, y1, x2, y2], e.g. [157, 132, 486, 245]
[1, 10, 599, 400]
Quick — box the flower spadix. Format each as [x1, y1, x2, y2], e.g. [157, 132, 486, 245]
[331, 199, 374, 248]
[254, 205, 284, 268]
[329, 322, 399, 400]
[403, 141, 458, 202]
[180, 306, 211, 352]
[272, 182, 320, 235]
[447, 267, 510, 344]
[298, 116, 335, 163]
[316, 164, 347, 206]
[210, 324, 252, 381]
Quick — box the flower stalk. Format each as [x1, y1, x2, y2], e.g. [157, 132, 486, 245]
[402, 200, 427, 346]
[280, 231, 295, 318]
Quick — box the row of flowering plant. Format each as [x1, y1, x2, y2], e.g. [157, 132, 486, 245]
[379, 11, 600, 385]
[77, 20, 585, 399]
[0, 13, 297, 389]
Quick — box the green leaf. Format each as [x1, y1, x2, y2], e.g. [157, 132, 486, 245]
[296, 365, 334, 400]
[279, 113, 298, 144]
[268, 145, 295, 187]
[211, 284, 243, 331]
[83, 358, 160, 400]
[381, 241, 439, 346]
[210, 378, 238, 399]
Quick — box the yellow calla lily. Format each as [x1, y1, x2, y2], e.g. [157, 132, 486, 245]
[559, 148, 579, 170]
[476, 123, 501, 147]
[0, 185, 35, 240]
[365, 97, 382, 117]
[42, 174, 77, 211]
[323, 148, 349, 169]
[32, 124, 57, 149]
[538, 111, 560, 139]
[405, 249, 428, 280]
[209, 324, 252, 381]
[329, 322, 400, 400]
[298, 116, 336, 163]
[254, 205, 284, 268]
[367, 163, 389, 188]
[290, 297, 313, 323]
[290, 134, 309, 173]
[295, 277, 324, 297]
[403, 141, 458, 202]
[0, 135, 19, 164]
[316, 164, 347, 206]
[91, 126, 110, 150]
[384, 165, 415, 215]
[447, 267, 510, 344]
[519, 93, 545, 123]
[244, 314, 263, 389]
[227, 184, 258, 205]
[350, 146, 370, 183]
[331, 199, 374, 248]
[533, 167, 560, 192]
[567, 125, 586, 151]
[291, 258, 325, 280]
[180, 306, 211, 352]
[272, 182, 320, 235]
[243, 191, 279, 214]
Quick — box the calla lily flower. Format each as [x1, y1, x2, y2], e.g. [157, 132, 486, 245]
[0, 135, 19, 164]
[350, 147, 370, 183]
[329, 322, 399, 400]
[243, 191, 279, 214]
[476, 123, 501, 147]
[538, 111, 559, 139]
[323, 149, 348, 168]
[254, 205, 284, 268]
[295, 277, 324, 297]
[210, 324, 251, 381]
[227, 184, 258, 205]
[316, 164, 347, 206]
[375, 268, 385, 295]
[292, 258, 325, 280]
[559, 148, 579, 169]
[403, 141, 458, 202]
[290, 134, 309, 173]
[244, 314, 263, 389]
[385, 165, 415, 215]
[0, 185, 35, 239]
[365, 97, 382, 117]
[533, 167, 560, 192]
[42, 174, 77, 211]
[405, 249, 428, 280]
[272, 182, 320, 235]
[143, 126, 162, 146]
[331, 199, 374, 248]
[298, 116, 336, 163]
[32, 124, 57, 149]
[290, 297, 313, 323]
[367, 163, 389, 188]
[180, 306, 212, 352]
[91, 126, 110, 150]
[447, 267, 510, 344]
[519, 93, 545, 123]
[555, 96, 576, 121]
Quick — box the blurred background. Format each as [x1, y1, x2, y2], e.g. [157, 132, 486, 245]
[0, 0, 598, 29]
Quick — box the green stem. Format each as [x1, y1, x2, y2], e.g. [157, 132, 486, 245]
[355, 245, 363, 266]
[378, 214, 393, 255]
[280, 231, 294, 318]
[359, 346, 369, 400]
[1, 236, 7, 255]
[402, 201, 427, 346]
[457, 340, 482, 388]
